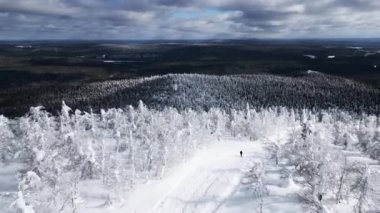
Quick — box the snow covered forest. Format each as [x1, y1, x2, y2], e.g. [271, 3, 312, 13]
[1, 0, 380, 211]
[1, 100, 379, 212]
[1, 73, 379, 117]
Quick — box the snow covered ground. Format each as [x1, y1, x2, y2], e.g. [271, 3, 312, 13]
[0, 162, 24, 213]
[1, 106, 379, 213]
[79, 138, 304, 213]
[2, 137, 380, 213]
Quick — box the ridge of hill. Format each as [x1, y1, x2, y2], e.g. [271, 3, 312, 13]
[0, 73, 379, 116]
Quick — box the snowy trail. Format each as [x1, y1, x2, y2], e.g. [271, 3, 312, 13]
[82, 138, 304, 213]
[152, 140, 250, 213]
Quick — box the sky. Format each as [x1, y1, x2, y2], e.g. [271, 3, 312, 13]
[0, 0, 380, 40]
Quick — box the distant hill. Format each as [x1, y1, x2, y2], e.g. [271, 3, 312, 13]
[1, 40, 380, 90]
[0, 73, 379, 117]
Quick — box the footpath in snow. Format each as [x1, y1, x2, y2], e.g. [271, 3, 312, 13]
[81, 138, 304, 213]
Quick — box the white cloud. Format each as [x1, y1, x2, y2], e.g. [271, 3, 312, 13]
[0, 0, 380, 39]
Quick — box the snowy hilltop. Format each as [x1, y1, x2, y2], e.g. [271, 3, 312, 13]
[1, 73, 379, 117]
[0, 101, 380, 213]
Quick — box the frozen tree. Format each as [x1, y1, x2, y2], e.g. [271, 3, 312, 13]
[354, 165, 370, 213]
[267, 142, 280, 166]
[336, 156, 348, 203]
[367, 126, 380, 159]
[251, 161, 267, 213]
[356, 117, 375, 152]
[10, 191, 35, 213]
[208, 108, 227, 141]
[288, 124, 331, 211]
[0, 115, 16, 161]
[13, 171, 40, 213]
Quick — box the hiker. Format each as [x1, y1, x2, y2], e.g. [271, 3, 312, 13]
[318, 194, 323, 202]
[240, 150, 243, 157]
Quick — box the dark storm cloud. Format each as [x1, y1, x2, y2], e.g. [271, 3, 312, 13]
[0, 0, 379, 39]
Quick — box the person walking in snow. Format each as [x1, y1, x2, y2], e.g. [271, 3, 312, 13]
[240, 150, 243, 157]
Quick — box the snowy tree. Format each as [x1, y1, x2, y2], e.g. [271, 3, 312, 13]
[336, 156, 348, 204]
[251, 161, 267, 213]
[10, 191, 35, 213]
[0, 115, 16, 161]
[367, 126, 380, 159]
[354, 165, 370, 213]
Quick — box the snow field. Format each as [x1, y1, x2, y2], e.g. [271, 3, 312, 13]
[80, 138, 305, 213]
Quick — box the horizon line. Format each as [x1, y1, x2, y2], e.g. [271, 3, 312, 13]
[1, 37, 380, 42]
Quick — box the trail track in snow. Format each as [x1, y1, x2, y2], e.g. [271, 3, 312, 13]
[83, 139, 304, 213]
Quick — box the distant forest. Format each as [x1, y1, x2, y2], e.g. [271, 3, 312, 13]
[0, 40, 380, 89]
[0, 73, 379, 117]
[0, 40, 379, 116]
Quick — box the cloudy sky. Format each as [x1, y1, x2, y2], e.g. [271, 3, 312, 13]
[0, 0, 380, 40]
